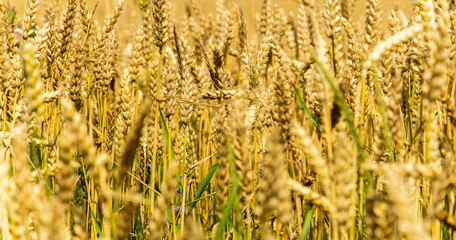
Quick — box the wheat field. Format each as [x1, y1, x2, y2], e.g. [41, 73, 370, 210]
[1, 0, 456, 239]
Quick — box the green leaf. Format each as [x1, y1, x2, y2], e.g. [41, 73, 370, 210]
[30, 129, 43, 168]
[311, 56, 365, 162]
[159, 107, 176, 162]
[158, 107, 182, 188]
[312, 56, 371, 239]
[300, 207, 313, 240]
[293, 85, 323, 131]
[188, 162, 218, 211]
[214, 139, 238, 239]
[89, 205, 103, 238]
[214, 177, 240, 240]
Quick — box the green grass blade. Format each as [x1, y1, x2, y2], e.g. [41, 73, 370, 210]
[300, 207, 313, 240]
[158, 107, 182, 189]
[293, 85, 323, 131]
[312, 55, 371, 239]
[89, 205, 103, 238]
[188, 162, 218, 211]
[214, 178, 240, 240]
[214, 140, 238, 240]
[159, 107, 175, 162]
[311, 56, 365, 162]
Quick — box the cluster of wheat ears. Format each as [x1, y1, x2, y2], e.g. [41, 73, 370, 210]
[1, 0, 456, 239]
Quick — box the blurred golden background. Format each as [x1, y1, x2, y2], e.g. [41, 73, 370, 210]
[9, 0, 415, 45]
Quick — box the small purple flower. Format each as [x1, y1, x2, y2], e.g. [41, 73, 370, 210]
[14, 28, 23, 35]
[179, 175, 183, 179]
[147, 162, 151, 170]
[175, 189, 181, 194]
